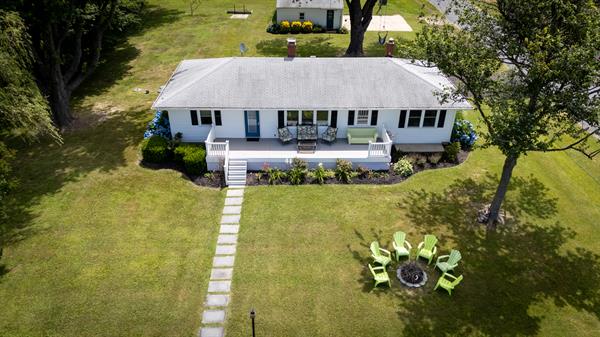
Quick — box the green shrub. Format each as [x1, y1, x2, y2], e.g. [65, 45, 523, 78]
[280, 20, 290, 33]
[412, 154, 427, 167]
[173, 144, 198, 164]
[290, 21, 302, 33]
[443, 142, 461, 163]
[268, 168, 286, 185]
[312, 24, 324, 33]
[289, 158, 308, 185]
[289, 167, 306, 185]
[310, 163, 327, 184]
[183, 147, 206, 175]
[356, 165, 373, 179]
[301, 21, 313, 33]
[291, 158, 308, 171]
[428, 153, 442, 164]
[335, 159, 353, 183]
[393, 157, 413, 177]
[338, 27, 349, 34]
[141, 135, 169, 163]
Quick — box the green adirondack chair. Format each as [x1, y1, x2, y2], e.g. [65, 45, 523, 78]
[392, 231, 412, 261]
[434, 272, 463, 295]
[368, 264, 391, 289]
[417, 234, 438, 264]
[435, 249, 462, 273]
[370, 241, 392, 268]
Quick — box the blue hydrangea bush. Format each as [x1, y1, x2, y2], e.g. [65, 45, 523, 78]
[451, 119, 477, 149]
[144, 111, 171, 139]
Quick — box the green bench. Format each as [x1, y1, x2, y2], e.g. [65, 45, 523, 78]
[347, 127, 378, 144]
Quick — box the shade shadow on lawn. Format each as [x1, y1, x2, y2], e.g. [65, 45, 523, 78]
[373, 175, 600, 336]
[256, 36, 345, 56]
[75, 5, 184, 98]
[1, 107, 145, 247]
[1, 5, 184, 248]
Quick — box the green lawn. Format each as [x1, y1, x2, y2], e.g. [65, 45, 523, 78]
[227, 143, 600, 337]
[2, 0, 599, 336]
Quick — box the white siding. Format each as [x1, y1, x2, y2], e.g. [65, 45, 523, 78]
[276, 8, 342, 29]
[167, 108, 211, 142]
[379, 109, 458, 144]
[166, 108, 459, 144]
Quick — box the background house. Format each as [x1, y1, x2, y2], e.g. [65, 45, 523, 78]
[276, 0, 344, 30]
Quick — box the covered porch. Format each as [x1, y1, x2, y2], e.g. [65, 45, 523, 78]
[205, 126, 393, 172]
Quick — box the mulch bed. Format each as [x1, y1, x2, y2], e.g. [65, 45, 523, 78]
[141, 150, 470, 188]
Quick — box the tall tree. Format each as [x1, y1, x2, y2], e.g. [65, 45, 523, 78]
[414, 0, 600, 230]
[3, 0, 144, 127]
[345, 0, 379, 56]
[0, 10, 59, 226]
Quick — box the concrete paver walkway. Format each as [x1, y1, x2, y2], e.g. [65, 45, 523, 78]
[199, 186, 245, 337]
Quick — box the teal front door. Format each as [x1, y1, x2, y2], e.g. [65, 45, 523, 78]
[244, 110, 260, 138]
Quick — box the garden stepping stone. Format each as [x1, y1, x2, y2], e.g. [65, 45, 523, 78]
[200, 326, 223, 337]
[201, 187, 247, 337]
[213, 255, 235, 267]
[210, 268, 233, 280]
[215, 245, 236, 255]
[217, 234, 237, 244]
[222, 206, 242, 214]
[202, 310, 226, 324]
[220, 225, 239, 234]
[205, 294, 229, 307]
[208, 280, 231, 293]
[224, 197, 243, 206]
[221, 214, 240, 224]
[226, 189, 244, 197]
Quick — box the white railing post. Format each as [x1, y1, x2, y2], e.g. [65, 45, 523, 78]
[224, 140, 229, 185]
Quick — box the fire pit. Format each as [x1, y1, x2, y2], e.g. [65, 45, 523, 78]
[397, 262, 428, 288]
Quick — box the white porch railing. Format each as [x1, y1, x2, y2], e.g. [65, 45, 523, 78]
[205, 125, 229, 184]
[368, 125, 393, 158]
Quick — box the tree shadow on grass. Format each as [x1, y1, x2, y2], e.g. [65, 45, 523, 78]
[255, 36, 345, 57]
[1, 107, 146, 247]
[74, 5, 184, 98]
[0, 4, 186, 249]
[392, 176, 600, 336]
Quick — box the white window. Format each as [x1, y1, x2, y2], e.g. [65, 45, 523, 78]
[199, 110, 212, 125]
[287, 110, 298, 126]
[357, 110, 369, 125]
[299, 12, 305, 20]
[316, 110, 329, 126]
[423, 110, 437, 127]
[301, 110, 314, 125]
[407, 110, 422, 127]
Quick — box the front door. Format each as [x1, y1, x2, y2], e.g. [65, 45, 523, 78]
[244, 110, 260, 138]
[326, 10, 334, 30]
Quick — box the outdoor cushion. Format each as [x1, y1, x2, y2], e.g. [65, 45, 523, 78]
[278, 127, 293, 143]
[347, 127, 377, 144]
[297, 125, 317, 141]
[322, 126, 337, 143]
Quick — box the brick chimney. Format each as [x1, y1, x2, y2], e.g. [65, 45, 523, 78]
[385, 38, 395, 57]
[287, 38, 296, 58]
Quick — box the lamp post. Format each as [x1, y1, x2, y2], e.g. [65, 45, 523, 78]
[249, 308, 256, 337]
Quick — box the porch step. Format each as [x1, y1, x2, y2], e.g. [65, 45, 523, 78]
[227, 159, 247, 187]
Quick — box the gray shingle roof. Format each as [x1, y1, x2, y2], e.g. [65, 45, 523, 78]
[276, 0, 344, 9]
[152, 57, 472, 110]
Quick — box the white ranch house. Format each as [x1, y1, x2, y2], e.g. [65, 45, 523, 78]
[276, 0, 344, 30]
[152, 55, 470, 184]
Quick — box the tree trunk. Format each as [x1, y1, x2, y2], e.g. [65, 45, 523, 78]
[346, 23, 365, 56]
[47, 52, 73, 126]
[344, 0, 377, 57]
[486, 154, 518, 231]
